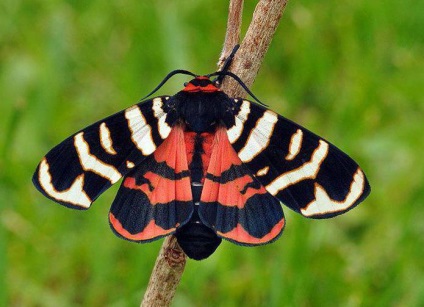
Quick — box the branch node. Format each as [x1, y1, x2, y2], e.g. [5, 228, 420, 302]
[164, 246, 186, 267]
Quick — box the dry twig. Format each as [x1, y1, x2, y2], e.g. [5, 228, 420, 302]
[220, 0, 289, 97]
[140, 236, 186, 307]
[218, 0, 244, 68]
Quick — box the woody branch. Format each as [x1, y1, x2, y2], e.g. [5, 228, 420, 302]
[141, 1, 289, 306]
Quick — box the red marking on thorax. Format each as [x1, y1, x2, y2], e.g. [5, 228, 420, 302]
[196, 76, 210, 80]
[182, 77, 220, 93]
[183, 83, 219, 93]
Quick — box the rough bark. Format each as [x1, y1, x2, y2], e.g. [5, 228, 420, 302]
[140, 236, 186, 307]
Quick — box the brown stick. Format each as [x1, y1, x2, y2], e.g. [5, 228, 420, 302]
[141, 1, 289, 306]
[218, 0, 244, 68]
[140, 236, 186, 307]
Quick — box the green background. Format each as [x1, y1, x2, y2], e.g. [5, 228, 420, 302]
[1, 0, 423, 306]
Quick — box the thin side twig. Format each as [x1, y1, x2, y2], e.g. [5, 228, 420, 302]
[218, 0, 244, 68]
[220, 0, 289, 97]
[141, 1, 289, 306]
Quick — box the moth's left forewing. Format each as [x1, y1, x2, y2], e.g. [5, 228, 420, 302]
[227, 99, 371, 219]
[33, 96, 173, 209]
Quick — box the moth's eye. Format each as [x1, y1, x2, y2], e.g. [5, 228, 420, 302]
[184, 82, 188, 86]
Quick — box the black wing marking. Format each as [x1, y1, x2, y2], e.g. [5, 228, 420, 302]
[226, 99, 371, 218]
[32, 96, 174, 209]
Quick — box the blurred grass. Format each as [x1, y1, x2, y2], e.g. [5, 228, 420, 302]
[1, 0, 423, 306]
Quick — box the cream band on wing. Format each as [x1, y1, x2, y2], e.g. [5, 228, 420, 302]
[227, 100, 251, 144]
[266, 140, 329, 196]
[152, 97, 172, 139]
[74, 132, 122, 184]
[285, 129, 303, 161]
[38, 158, 92, 208]
[256, 166, 270, 177]
[301, 168, 366, 216]
[125, 105, 156, 156]
[238, 110, 278, 163]
[99, 122, 117, 155]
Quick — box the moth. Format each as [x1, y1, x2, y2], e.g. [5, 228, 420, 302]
[33, 70, 370, 260]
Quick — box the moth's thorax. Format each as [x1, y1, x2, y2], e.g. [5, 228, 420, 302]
[174, 91, 229, 133]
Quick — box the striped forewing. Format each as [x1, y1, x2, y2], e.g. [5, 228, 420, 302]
[227, 99, 371, 218]
[33, 96, 173, 209]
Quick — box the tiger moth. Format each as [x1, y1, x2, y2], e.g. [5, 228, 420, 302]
[33, 70, 370, 260]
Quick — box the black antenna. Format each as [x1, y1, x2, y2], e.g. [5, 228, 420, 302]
[139, 69, 197, 101]
[139, 56, 267, 107]
[208, 70, 268, 107]
[214, 44, 240, 86]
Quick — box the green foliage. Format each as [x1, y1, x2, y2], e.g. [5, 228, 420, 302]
[1, 0, 423, 305]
